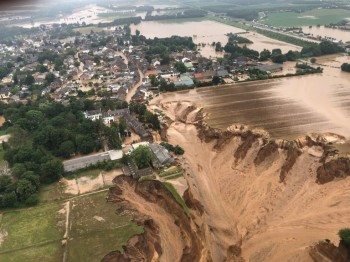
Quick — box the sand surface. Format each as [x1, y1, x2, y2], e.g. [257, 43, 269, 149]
[149, 100, 350, 261]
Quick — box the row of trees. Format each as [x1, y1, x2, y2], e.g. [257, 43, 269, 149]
[259, 48, 300, 63]
[0, 97, 143, 208]
[301, 41, 344, 57]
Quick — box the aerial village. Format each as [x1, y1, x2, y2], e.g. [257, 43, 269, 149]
[0, 19, 345, 184]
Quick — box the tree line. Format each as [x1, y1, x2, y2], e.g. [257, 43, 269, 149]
[0, 97, 131, 208]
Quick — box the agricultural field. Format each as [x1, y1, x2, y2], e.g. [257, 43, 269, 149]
[0, 203, 65, 262]
[263, 9, 350, 27]
[67, 192, 143, 262]
[0, 191, 142, 262]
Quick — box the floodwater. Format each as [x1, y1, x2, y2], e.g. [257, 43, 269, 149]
[158, 55, 350, 139]
[242, 32, 302, 53]
[131, 20, 301, 58]
[131, 20, 245, 58]
[302, 26, 350, 43]
[16, 4, 115, 28]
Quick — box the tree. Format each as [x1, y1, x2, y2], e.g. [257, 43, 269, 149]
[271, 54, 287, 64]
[94, 55, 101, 65]
[259, 49, 271, 61]
[45, 72, 55, 84]
[341, 63, 350, 72]
[13, 74, 18, 85]
[310, 58, 317, 64]
[174, 145, 184, 155]
[24, 74, 35, 85]
[37, 64, 48, 73]
[17, 179, 36, 201]
[11, 163, 27, 178]
[25, 110, 44, 131]
[338, 228, 350, 247]
[2, 192, 17, 207]
[285, 50, 300, 61]
[130, 145, 152, 169]
[76, 135, 95, 154]
[0, 175, 12, 193]
[54, 57, 64, 71]
[215, 42, 223, 52]
[160, 54, 171, 65]
[22, 171, 40, 190]
[212, 76, 220, 85]
[40, 159, 63, 183]
[174, 62, 187, 74]
[58, 140, 75, 158]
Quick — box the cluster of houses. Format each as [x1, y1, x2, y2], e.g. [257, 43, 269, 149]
[63, 140, 175, 180]
[83, 108, 153, 141]
[0, 19, 295, 106]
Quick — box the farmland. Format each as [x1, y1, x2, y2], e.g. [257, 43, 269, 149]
[263, 9, 350, 27]
[0, 189, 142, 262]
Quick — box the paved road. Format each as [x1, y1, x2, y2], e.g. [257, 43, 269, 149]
[63, 152, 110, 172]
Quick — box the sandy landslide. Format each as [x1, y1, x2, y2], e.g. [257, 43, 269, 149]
[151, 100, 350, 262]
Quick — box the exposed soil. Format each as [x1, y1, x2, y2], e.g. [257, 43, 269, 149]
[101, 101, 350, 262]
[0, 116, 5, 127]
[154, 101, 350, 261]
[103, 176, 211, 262]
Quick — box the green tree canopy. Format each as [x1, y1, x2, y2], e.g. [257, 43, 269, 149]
[130, 145, 152, 169]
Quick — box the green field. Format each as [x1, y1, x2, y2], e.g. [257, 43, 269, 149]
[67, 192, 143, 262]
[0, 202, 65, 262]
[38, 182, 73, 203]
[0, 192, 143, 262]
[264, 9, 350, 27]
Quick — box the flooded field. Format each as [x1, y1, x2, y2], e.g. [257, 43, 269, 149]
[157, 55, 350, 140]
[131, 20, 301, 58]
[16, 4, 116, 28]
[242, 32, 302, 53]
[302, 26, 350, 43]
[131, 20, 244, 58]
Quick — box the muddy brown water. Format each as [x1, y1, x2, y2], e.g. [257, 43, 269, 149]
[130, 20, 301, 58]
[159, 55, 350, 140]
[302, 26, 350, 43]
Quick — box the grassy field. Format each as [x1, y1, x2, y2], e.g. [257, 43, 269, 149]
[264, 9, 350, 27]
[0, 202, 65, 262]
[0, 242, 64, 262]
[159, 167, 183, 178]
[67, 192, 143, 262]
[38, 182, 72, 203]
[207, 16, 252, 31]
[0, 191, 143, 262]
[67, 168, 103, 180]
